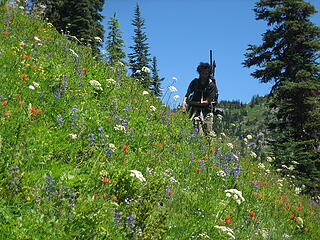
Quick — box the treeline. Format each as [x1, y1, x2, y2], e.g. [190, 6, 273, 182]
[22, 0, 164, 96]
[243, 0, 319, 195]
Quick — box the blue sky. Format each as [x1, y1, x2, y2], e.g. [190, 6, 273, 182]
[102, 0, 319, 106]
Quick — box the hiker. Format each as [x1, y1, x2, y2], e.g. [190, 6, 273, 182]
[182, 62, 218, 136]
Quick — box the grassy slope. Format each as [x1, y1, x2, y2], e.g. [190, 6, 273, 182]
[0, 7, 319, 239]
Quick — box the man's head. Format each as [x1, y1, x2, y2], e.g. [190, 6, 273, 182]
[197, 62, 211, 82]
[197, 62, 211, 74]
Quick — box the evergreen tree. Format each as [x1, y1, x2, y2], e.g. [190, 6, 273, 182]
[105, 13, 126, 65]
[243, 0, 320, 194]
[128, 3, 151, 89]
[150, 56, 164, 97]
[31, 0, 104, 56]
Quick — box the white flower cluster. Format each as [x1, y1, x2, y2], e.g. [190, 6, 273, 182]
[141, 66, 150, 73]
[168, 86, 177, 92]
[250, 151, 257, 158]
[214, 226, 235, 239]
[173, 95, 180, 101]
[94, 36, 103, 42]
[106, 78, 116, 85]
[142, 90, 149, 96]
[108, 143, 116, 152]
[258, 163, 265, 169]
[89, 80, 103, 91]
[129, 170, 146, 182]
[266, 157, 274, 162]
[114, 125, 126, 132]
[226, 143, 234, 149]
[225, 189, 245, 205]
[149, 105, 156, 112]
[68, 133, 78, 139]
[216, 170, 226, 178]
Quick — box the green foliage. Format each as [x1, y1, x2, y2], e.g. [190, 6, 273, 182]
[0, 6, 319, 240]
[243, 0, 320, 195]
[105, 13, 126, 65]
[128, 3, 152, 89]
[150, 56, 164, 97]
[31, 0, 105, 56]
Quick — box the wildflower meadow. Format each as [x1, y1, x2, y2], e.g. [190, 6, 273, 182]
[0, 6, 319, 240]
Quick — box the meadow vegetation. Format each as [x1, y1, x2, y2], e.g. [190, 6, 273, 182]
[0, 7, 319, 239]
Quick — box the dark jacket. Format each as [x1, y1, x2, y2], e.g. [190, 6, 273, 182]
[185, 78, 218, 112]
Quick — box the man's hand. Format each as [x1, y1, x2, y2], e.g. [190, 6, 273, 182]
[182, 104, 187, 113]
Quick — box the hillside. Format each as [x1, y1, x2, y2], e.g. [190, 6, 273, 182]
[0, 7, 319, 240]
[216, 96, 270, 159]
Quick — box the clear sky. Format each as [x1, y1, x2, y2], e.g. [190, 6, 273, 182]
[102, 0, 320, 106]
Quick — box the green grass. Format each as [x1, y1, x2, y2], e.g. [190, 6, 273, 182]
[0, 6, 319, 239]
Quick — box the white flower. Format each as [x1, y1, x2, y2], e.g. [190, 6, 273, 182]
[19, 6, 24, 10]
[173, 95, 180, 101]
[258, 163, 265, 169]
[28, 85, 35, 90]
[214, 226, 235, 239]
[149, 105, 156, 111]
[250, 151, 257, 158]
[114, 125, 126, 132]
[106, 78, 116, 85]
[135, 70, 141, 74]
[141, 66, 150, 73]
[129, 170, 146, 182]
[224, 189, 245, 204]
[172, 77, 178, 81]
[295, 187, 302, 194]
[220, 132, 226, 138]
[142, 90, 149, 95]
[266, 156, 274, 162]
[94, 36, 103, 42]
[288, 165, 295, 171]
[108, 143, 116, 151]
[34, 36, 41, 41]
[217, 114, 223, 121]
[69, 133, 78, 139]
[89, 80, 103, 90]
[226, 143, 233, 149]
[282, 234, 291, 239]
[217, 170, 226, 178]
[246, 134, 253, 140]
[168, 86, 178, 92]
[32, 82, 40, 88]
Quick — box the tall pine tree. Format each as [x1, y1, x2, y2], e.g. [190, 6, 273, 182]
[31, 0, 104, 56]
[151, 56, 164, 97]
[105, 13, 126, 65]
[128, 3, 151, 89]
[243, 0, 320, 194]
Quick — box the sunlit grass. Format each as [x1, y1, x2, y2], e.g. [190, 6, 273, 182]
[0, 6, 319, 239]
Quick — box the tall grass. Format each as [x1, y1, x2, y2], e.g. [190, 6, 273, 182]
[0, 6, 319, 239]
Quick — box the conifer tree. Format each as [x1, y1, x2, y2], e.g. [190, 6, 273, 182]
[243, 0, 320, 194]
[105, 13, 126, 65]
[31, 0, 104, 56]
[150, 56, 164, 97]
[128, 3, 151, 89]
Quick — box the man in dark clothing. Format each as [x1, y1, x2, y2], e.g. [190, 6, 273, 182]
[182, 62, 218, 136]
